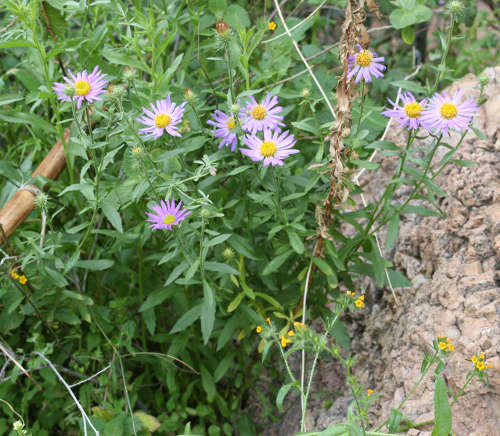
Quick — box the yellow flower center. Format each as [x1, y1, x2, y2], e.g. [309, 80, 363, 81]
[155, 113, 172, 128]
[163, 214, 176, 225]
[440, 103, 458, 119]
[356, 50, 373, 67]
[251, 104, 267, 120]
[404, 102, 423, 118]
[74, 80, 91, 96]
[226, 117, 236, 130]
[260, 140, 277, 157]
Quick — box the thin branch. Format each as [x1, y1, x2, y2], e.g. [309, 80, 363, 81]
[272, 0, 337, 120]
[33, 352, 99, 436]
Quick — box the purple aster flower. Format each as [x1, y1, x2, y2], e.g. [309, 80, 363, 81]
[420, 90, 479, 136]
[240, 93, 284, 134]
[207, 110, 238, 151]
[136, 95, 186, 139]
[241, 128, 298, 166]
[52, 66, 107, 109]
[347, 44, 386, 83]
[146, 199, 192, 230]
[381, 92, 428, 130]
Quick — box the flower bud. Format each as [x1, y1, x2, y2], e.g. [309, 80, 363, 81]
[209, 167, 217, 176]
[64, 84, 75, 97]
[34, 192, 49, 209]
[223, 247, 235, 261]
[110, 85, 125, 99]
[301, 88, 311, 98]
[184, 88, 196, 102]
[201, 208, 211, 219]
[216, 19, 229, 36]
[478, 73, 489, 87]
[447, 0, 463, 15]
[123, 68, 136, 81]
[13, 421, 24, 431]
[230, 103, 240, 114]
[131, 145, 144, 157]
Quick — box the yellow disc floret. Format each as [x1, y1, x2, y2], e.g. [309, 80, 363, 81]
[155, 113, 172, 128]
[260, 140, 277, 157]
[163, 214, 176, 225]
[74, 80, 91, 96]
[251, 104, 267, 120]
[440, 103, 458, 119]
[356, 50, 373, 67]
[226, 117, 236, 130]
[404, 102, 423, 118]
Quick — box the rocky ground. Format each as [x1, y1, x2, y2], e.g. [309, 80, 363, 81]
[259, 67, 500, 435]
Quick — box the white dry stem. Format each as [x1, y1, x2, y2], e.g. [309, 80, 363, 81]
[272, 0, 336, 121]
[0, 249, 18, 266]
[263, 1, 326, 44]
[33, 352, 99, 436]
[69, 364, 112, 389]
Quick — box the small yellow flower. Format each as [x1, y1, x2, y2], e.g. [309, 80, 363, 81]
[471, 355, 478, 363]
[268, 21, 277, 31]
[281, 336, 291, 348]
[438, 341, 447, 351]
[486, 363, 492, 369]
[266, 317, 272, 325]
[256, 326, 262, 333]
[294, 321, 305, 330]
[287, 330, 295, 337]
[476, 361, 485, 371]
[354, 298, 365, 308]
[447, 343, 454, 352]
[479, 352, 484, 360]
[367, 389, 374, 396]
[437, 335, 446, 340]
[18, 275, 28, 285]
[346, 290, 355, 297]
[10, 270, 19, 280]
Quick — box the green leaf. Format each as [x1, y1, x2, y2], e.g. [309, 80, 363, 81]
[402, 205, 441, 217]
[205, 233, 232, 247]
[139, 289, 173, 312]
[401, 26, 416, 44]
[142, 308, 156, 335]
[214, 354, 233, 382]
[201, 282, 216, 344]
[228, 234, 260, 260]
[330, 320, 350, 351]
[170, 304, 202, 333]
[471, 127, 486, 140]
[101, 202, 123, 233]
[390, 80, 427, 95]
[451, 159, 475, 167]
[227, 291, 245, 313]
[0, 40, 35, 49]
[312, 256, 335, 276]
[224, 4, 251, 28]
[165, 261, 189, 285]
[351, 159, 380, 170]
[386, 269, 412, 288]
[276, 383, 295, 410]
[0, 110, 56, 133]
[387, 408, 405, 433]
[287, 229, 304, 254]
[262, 249, 294, 275]
[365, 140, 400, 151]
[200, 365, 217, 403]
[102, 48, 147, 71]
[204, 262, 239, 275]
[75, 259, 114, 270]
[431, 376, 452, 436]
[386, 213, 400, 250]
[134, 412, 160, 433]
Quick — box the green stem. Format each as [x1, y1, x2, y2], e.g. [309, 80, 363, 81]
[271, 166, 287, 224]
[278, 339, 298, 385]
[431, 15, 455, 94]
[137, 242, 147, 349]
[375, 351, 439, 432]
[396, 419, 434, 433]
[225, 42, 234, 103]
[355, 80, 366, 138]
[199, 216, 206, 280]
[301, 349, 320, 432]
[451, 372, 474, 406]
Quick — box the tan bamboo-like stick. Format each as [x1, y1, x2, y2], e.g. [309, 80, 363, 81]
[0, 128, 69, 243]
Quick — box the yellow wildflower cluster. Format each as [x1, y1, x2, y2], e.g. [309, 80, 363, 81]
[346, 290, 355, 297]
[354, 295, 365, 308]
[437, 335, 454, 352]
[471, 352, 492, 371]
[10, 270, 28, 285]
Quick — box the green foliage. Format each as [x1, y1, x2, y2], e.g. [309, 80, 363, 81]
[0, 0, 495, 434]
